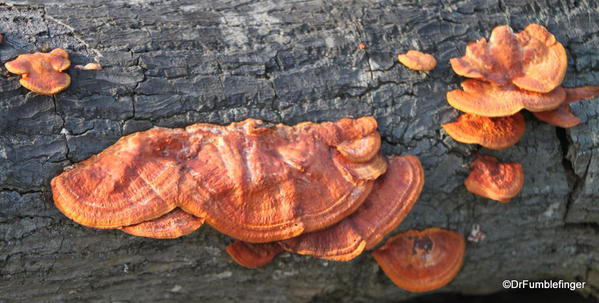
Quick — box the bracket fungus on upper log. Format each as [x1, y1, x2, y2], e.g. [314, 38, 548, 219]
[397, 50, 437, 71]
[465, 155, 524, 203]
[371, 228, 466, 293]
[4, 48, 71, 95]
[449, 24, 567, 94]
[51, 117, 385, 243]
[446, 80, 566, 117]
[120, 208, 204, 239]
[442, 112, 525, 150]
[532, 103, 581, 128]
[532, 86, 599, 128]
[279, 155, 425, 261]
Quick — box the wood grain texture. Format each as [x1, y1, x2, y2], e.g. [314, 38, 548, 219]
[2, 0, 599, 302]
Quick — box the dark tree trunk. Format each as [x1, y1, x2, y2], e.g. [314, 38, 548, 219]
[2, 0, 599, 302]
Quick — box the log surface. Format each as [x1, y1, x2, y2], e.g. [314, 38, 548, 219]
[1, 0, 599, 302]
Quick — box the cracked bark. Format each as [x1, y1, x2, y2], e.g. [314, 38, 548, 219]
[2, 0, 599, 302]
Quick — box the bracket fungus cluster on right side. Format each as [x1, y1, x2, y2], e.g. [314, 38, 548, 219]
[442, 24, 599, 202]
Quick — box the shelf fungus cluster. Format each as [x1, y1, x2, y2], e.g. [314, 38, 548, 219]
[50, 117, 469, 292]
[52, 117, 387, 241]
[443, 24, 599, 202]
[227, 155, 425, 264]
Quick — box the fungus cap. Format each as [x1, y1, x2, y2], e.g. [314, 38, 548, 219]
[120, 208, 204, 239]
[398, 50, 437, 71]
[442, 113, 525, 149]
[5, 48, 71, 95]
[372, 228, 466, 292]
[564, 86, 599, 103]
[279, 155, 424, 261]
[447, 80, 565, 117]
[464, 155, 524, 203]
[51, 117, 383, 242]
[336, 132, 381, 163]
[532, 104, 580, 128]
[226, 240, 283, 268]
[532, 86, 599, 128]
[450, 24, 567, 93]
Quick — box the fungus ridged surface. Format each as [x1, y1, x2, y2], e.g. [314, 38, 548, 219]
[120, 208, 204, 239]
[226, 241, 283, 268]
[397, 50, 437, 71]
[51, 117, 384, 242]
[372, 228, 465, 293]
[464, 155, 524, 203]
[450, 24, 567, 93]
[442, 113, 525, 149]
[5, 48, 71, 95]
[447, 80, 565, 117]
[279, 155, 424, 261]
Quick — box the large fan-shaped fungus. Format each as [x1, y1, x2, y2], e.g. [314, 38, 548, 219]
[398, 50, 437, 71]
[450, 24, 567, 93]
[279, 155, 424, 261]
[372, 228, 466, 292]
[447, 80, 565, 117]
[442, 113, 525, 149]
[52, 117, 384, 242]
[465, 155, 523, 203]
[5, 48, 71, 95]
[226, 240, 283, 268]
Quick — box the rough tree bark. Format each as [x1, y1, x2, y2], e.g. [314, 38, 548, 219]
[1, 0, 599, 302]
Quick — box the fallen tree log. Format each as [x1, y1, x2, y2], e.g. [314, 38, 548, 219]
[2, 0, 599, 301]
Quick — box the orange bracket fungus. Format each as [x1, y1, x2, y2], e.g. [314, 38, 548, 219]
[372, 228, 466, 293]
[120, 208, 204, 239]
[532, 103, 580, 128]
[465, 155, 524, 203]
[450, 24, 567, 93]
[74, 62, 103, 70]
[442, 112, 525, 150]
[532, 86, 599, 128]
[5, 48, 71, 95]
[51, 117, 385, 242]
[279, 155, 424, 261]
[397, 50, 437, 71]
[226, 241, 284, 268]
[447, 80, 565, 117]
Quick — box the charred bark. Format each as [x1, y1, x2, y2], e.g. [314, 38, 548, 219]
[2, 0, 599, 302]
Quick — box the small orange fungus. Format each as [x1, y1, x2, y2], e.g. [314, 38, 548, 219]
[74, 62, 102, 70]
[398, 50, 437, 71]
[442, 113, 525, 149]
[372, 228, 466, 292]
[465, 155, 524, 203]
[5, 48, 71, 95]
[226, 241, 283, 268]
